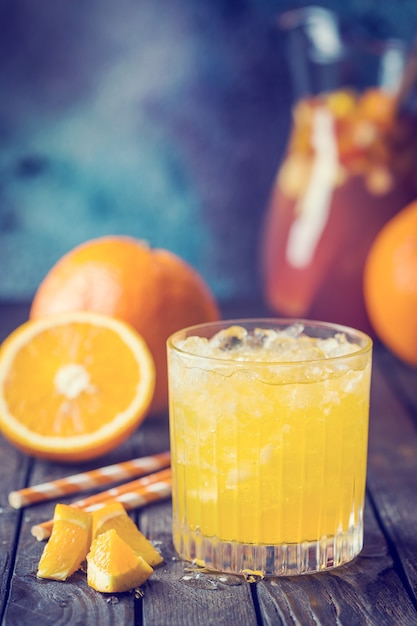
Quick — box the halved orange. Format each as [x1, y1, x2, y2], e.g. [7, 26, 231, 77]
[37, 504, 92, 581]
[29, 235, 220, 415]
[92, 502, 163, 566]
[0, 312, 155, 462]
[87, 528, 154, 593]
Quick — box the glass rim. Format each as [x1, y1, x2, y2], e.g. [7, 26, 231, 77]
[167, 317, 373, 366]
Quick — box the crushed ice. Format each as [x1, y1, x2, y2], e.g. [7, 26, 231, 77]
[178, 324, 360, 362]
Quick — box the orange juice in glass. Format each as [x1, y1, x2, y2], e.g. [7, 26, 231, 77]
[167, 319, 372, 576]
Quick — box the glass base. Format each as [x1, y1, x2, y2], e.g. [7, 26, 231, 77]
[173, 519, 363, 577]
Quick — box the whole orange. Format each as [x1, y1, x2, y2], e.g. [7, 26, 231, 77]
[30, 236, 220, 414]
[363, 200, 417, 365]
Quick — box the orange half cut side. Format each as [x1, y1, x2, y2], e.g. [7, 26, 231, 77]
[37, 504, 92, 581]
[0, 312, 155, 462]
[92, 502, 163, 566]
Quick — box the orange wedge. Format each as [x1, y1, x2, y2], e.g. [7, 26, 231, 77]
[0, 312, 155, 462]
[92, 502, 163, 567]
[37, 504, 92, 581]
[87, 528, 153, 593]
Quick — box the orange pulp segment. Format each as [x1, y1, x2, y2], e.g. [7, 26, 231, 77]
[0, 311, 155, 462]
[92, 501, 163, 566]
[37, 504, 92, 580]
[87, 528, 153, 593]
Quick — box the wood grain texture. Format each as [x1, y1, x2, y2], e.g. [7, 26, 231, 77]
[0, 436, 31, 618]
[256, 500, 417, 625]
[138, 503, 260, 626]
[366, 351, 417, 606]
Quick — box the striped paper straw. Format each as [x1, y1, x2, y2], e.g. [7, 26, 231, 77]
[31, 467, 172, 541]
[9, 451, 171, 510]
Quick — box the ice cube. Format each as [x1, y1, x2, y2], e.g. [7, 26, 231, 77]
[317, 333, 360, 358]
[277, 323, 305, 338]
[209, 326, 248, 352]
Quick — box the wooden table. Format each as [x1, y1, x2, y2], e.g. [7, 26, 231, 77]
[1, 301, 417, 626]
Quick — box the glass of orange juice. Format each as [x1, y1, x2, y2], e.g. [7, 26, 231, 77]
[167, 319, 372, 576]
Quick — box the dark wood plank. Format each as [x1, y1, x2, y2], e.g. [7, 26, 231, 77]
[2, 543, 136, 626]
[0, 435, 32, 621]
[256, 498, 417, 626]
[0, 302, 32, 620]
[366, 354, 417, 603]
[138, 502, 259, 626]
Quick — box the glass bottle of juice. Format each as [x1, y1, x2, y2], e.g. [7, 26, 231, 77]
[261, 8, 417, 334]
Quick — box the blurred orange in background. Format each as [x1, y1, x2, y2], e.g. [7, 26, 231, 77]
[364, 200, 417, 366]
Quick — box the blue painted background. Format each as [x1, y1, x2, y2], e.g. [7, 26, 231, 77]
[1, 0, 417, 304]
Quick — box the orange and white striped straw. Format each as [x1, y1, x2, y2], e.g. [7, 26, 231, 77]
[69, 466, 172, 510]
[31, 467, 172, 541]
[9, 451, 171, 510]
